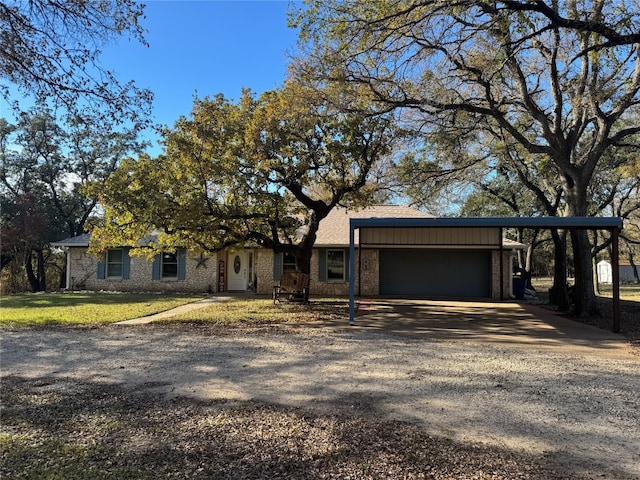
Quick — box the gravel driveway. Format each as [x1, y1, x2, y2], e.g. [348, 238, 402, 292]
[2, 322, 639, 479]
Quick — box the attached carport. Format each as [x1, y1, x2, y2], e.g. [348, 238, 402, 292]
[348, 216, 624, 332]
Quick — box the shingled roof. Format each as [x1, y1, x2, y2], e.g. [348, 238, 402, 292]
[51, 232, 164, 248]
[51, 232, 91, 247]
[52, 206, 433, 249]
[315, 205, 433, 247]
[54, 205, 533, 250]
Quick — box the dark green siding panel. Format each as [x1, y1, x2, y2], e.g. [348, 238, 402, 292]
[152, 255, 161, 280]
[97, 257, 106, 279]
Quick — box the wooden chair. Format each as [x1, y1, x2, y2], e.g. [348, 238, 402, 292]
[273, 272, 310, 304]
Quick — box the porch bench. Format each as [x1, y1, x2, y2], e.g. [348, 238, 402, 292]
[273, 272, 310, 304]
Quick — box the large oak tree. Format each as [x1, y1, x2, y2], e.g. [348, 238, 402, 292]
[94, 81, 399, 277]
[292, 0, 640, 315]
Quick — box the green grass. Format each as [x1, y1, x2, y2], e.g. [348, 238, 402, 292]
[165, 297, 287, 324]
[531, 276, 640, 301]
[0, 292, 205, 327]
[160, 297, 349, 326]
[0, 294, 348, 327]
[597, 283, 640, 302]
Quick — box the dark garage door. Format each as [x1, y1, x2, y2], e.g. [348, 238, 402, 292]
[379, 249, 491, 297]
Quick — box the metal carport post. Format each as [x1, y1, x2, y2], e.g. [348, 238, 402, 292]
[348, 216, 624, 332]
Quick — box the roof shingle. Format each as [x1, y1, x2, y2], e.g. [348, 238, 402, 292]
[315, 205, 433, 246]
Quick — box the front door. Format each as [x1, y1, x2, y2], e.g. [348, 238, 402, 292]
[227, 251, 250, 291]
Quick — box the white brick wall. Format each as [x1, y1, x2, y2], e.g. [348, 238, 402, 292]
[67, 246, 515, 299]
[316, 249, 513, 299]
[67, 248, 218, 293]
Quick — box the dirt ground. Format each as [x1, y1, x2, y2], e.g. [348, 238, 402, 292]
[2, 300, 639, 479]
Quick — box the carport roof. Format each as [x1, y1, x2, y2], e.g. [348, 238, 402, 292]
[349, 216, 623, 229]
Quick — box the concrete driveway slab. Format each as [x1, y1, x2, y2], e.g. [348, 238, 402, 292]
[350, 299, 636, 360]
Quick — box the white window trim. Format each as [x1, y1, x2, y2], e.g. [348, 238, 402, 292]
[106, 248, 123, 279]
[161, 252, 178, 280]
[282, 253, 297, 273]
[326, 249, 346, 282]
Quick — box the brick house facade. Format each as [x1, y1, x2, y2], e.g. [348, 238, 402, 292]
[54, 206, 523, 299]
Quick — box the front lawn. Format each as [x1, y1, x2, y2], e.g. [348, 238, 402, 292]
[531, 276, 640, 301]
[158, 297, 349, 326]
[0, 292, 205, 327]
[597, 282, 640, 302]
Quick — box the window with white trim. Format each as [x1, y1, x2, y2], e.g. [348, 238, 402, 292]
[106, 249, 123, 278]
[283, 253, 297, 273]
[161, 252, 178, 278]
[326, 249, 345, 281]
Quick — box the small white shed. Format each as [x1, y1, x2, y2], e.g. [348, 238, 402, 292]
[597, 260, 613, 284]
[597, 259, 640, 284]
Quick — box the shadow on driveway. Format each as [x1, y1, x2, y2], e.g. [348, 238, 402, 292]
[340, 298, 636, 360]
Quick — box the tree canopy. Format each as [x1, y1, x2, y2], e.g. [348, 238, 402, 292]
[291, 0, 640, 314]
[0, 0, 152, 126]
[0, 110, 145, 291]
[94, 81, 399, 275]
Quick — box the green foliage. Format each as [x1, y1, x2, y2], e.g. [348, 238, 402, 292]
[0, 293, 204, 326]
[95, 80, 399, 273]
[0, 0, 153, 126]
[0, 109, 145, 291]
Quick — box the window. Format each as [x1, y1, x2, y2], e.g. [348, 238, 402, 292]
[106, 249, 123, 278]
[98, 248, 129, 280]
[152, 249, 185, 281]
[161, 252, 178, 278]
[326, 249, 345, 281]
[283, 253, 297, 273]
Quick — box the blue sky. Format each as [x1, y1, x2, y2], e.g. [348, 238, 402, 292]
[1, 1, 300, 154]
[103, 0, 300, 152]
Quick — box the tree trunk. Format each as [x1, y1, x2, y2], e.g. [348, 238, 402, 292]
[549, 229, 571, 311]
[59, 254, 68, 289]
[592, 253, 600, 295]
[515, 228, 524, 270]
[523, 229, 540, 290]
[36, 248, 46, 291]
[293, 210, 324, 284]
[563, 173, 600, 316]
[294, 247, 313, 276]
[591, 229, 600, 295]
[24, 249, 42, 292]
[571, 228, 599, 315]
[629, 251, 639, 284]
